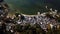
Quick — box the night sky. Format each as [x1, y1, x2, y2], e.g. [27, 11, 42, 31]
[45, 0, 60, 10]
[4, 0, 60, 14]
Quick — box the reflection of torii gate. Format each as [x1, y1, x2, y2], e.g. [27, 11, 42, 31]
[21, 13, 37, 17]
[21, 12, 46, 17]
[21, 12, 41, 17]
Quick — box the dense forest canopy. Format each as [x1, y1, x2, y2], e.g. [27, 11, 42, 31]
[4, 0, 60, 14]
